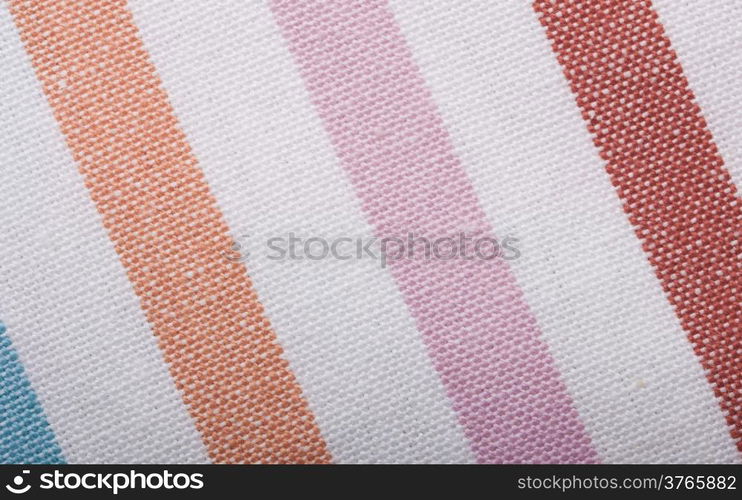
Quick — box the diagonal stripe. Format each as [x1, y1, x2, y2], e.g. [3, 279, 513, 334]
[271, 0, 598, 463]
[127, 0, 474, 463]
[0, 3, 208, 462]
[534, 0, 742, 453]
[388, 0, 738, 463]
[0, 323, 64, 464]
[7, 0, 330, 463]
[652, 0, 742, 187]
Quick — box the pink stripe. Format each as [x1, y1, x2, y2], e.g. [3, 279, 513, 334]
[270, 0, 597, 463]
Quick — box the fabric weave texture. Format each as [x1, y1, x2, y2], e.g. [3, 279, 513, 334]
[0, 0, 738, 464]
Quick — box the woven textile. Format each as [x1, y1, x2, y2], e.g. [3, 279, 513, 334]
[0, 0, 738, 464]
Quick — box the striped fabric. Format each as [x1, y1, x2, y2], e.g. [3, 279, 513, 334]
[0, 0, 738, 464]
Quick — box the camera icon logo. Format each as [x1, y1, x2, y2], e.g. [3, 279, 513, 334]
[5, 470, 31, 494]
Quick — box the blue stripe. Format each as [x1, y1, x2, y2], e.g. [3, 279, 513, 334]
[0, 323, 64, 463]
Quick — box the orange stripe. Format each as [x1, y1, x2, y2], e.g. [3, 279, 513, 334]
[8, 0, 330, 463]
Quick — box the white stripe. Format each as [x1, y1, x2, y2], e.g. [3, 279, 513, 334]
[653, 0, 742, 187]
[388, 0, 739, 463]
[127, 0, 473, 463]
[0, 7, 209, 464]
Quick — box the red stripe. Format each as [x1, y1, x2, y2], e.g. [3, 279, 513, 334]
[534, 0, 741, 451]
